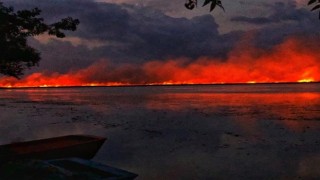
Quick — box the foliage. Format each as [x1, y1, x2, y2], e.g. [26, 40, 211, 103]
[308, 0, 320, 19]
[185, 0, 224, 11]
[186, 0, 320, 19]
[202, 0, 224, 12]
[0, 2, 79, 78]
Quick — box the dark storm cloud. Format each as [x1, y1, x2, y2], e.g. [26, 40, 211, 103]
[230, 16, 272, 25]
[231, 2, 315, 24]
[71, 3, 237, 60]
[231, 2, 320, 49]
[27, 39, 98, 74]
[1, 0, 319, 74]
[2, 0, 239, 72]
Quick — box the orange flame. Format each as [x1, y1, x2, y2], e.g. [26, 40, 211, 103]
[0, 36, 319, 88]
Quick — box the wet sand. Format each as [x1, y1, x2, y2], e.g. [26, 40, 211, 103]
[0, 84, 320, 179]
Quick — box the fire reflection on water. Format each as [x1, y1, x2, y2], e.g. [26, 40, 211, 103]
[2, 84, 319, 134]
[1, 84, 320, 179]
[145, 91, 320, 133]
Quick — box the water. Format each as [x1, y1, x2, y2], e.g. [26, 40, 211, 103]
[0, 83, 320, 179]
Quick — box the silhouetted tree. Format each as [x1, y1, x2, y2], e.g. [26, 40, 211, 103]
[308, 0, 320, 18]
[186, 0, 320, 19]
[0, 2, 79, 78]
[185, 0, 224, 11]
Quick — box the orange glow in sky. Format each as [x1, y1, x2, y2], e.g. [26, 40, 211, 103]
[0, 37, 319, 88]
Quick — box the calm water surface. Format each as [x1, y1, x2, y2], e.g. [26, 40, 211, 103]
[0, 83, 320, 179]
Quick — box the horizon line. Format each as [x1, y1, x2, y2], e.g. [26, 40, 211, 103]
[0, 81, 319, 89]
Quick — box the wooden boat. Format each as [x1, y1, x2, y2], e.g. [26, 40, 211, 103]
[47, 158, 138, 179]
[0, 135, 106, 161]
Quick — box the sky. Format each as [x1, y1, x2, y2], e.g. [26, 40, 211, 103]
[0, 0, 319, 87]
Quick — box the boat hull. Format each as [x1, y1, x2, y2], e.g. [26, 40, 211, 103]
[48, 158, 138, 179]
[0, 135, 106, 161]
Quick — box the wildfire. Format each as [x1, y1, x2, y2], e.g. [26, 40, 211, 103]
[298, 78, 314, 83]
[0, 36, 319, 88]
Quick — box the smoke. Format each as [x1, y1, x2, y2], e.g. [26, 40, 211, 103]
[0, 35, 319, 87]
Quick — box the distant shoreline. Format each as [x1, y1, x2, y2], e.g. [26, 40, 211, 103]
[0, 81, 319, 90]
